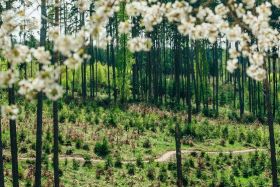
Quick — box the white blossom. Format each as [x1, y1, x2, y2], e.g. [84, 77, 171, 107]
[0, 69, 18, 88]
[1, 105, 19, 120]
[77, 0, 90, 12]
[118, 21, 133, 34]
[45, 83, 64, 101]
[32, 47, 51, 65]
[226, 59, 238, 73]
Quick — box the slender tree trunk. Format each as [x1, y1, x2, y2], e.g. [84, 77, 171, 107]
[215, 44, 219, 114]
[110, 20, 117, 103]
[6, 1, 19, 186]
[264, 59, 278, 187]
[63, 0, 68, 95]
[106, 43, 111, 100]
[35, 91, 43, 187]
[53, 101, 59, 187]
[175, 122, 183, 187]
[0, 110, 4, 187]
[72, 70, 75, 98]
[53, 1, 60, 186]
[186, 38, 192, 124]
[80, 13, 86, 101]
[174, 32, 180, 105]
[95, 48, 98, 97]
[35, 0, 47, 185]
[0, 46, 4, 185]
[9, 85, 19, 187]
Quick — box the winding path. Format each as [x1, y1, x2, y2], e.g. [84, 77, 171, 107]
[155, 148, 266, 162]
[17, 148, 266, 163]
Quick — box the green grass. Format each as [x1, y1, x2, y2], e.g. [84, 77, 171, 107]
[1, 100, 279, 186]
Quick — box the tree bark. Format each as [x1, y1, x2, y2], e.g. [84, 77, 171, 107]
[0, 109, 4, 187]
[5, 1, 19, 186]
[264, 61, 278, 187]
[53, 0, 60, 186]
[35, 0, 47, 185]
[175, 122, 183, 187]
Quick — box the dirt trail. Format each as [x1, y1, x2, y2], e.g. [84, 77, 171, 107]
[155, 148, 266, 162]
[17, 148, 266, 163]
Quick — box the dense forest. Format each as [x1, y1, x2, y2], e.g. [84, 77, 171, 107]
[0, 0, 280, 186]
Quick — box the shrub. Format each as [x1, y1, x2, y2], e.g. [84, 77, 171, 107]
[222, 126, 229, 139]
[158, 166, 168, 182]
[82, 143, 90, 151]
[95, 116, 100, 125]
[46, 129, 52, 142]
[143, 139, 152, 148]
[75, 139, 82, 149]
[64, 159, 68, 166]
[114, 155, 122, 168]
[229, 138, 235, 145]
[43, 143, 51, 154]
[104, 113, 117, 127]
[59, 169, 63, 177]
[66, 149, 73, 155]
[105, 155, 113, 169]
[232, 165, 240, 177]
[59, 107, 68, 123]
[202, 108, 217, 118]
[85, 114, 93, 124]
[220, 139, 226, 146]
[127, 163, 135, 176]
[167, 161, 176, 171]
[72, 159, 80, 170]
[228, 111, 239, 121]
[25, 180, 32, 187]
[242, 164, 251, 178]
[219, 92, 227, 106]
[19, 147, 28, 154]
[136, 155, 144, 168]
[95, 164, 104, 179]
[65, 140, 72, 146]
[147, 167, 155, 180]
[190, 151, 198, 157]
[58, 134, 64, 145]
[19, 131, 26, 142]
[183, 123, 195, 137]
[94, 138, 110, 158]
[68, 112, 77, 123]
[241, 114, 256, 124]
[83, 155, 92, 168]
[219, 172, 230, 187]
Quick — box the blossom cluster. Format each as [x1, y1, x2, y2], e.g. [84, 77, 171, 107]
[122, 0, 280, 81]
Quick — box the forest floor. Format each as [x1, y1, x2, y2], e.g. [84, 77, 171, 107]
[1, 101, 279, 186]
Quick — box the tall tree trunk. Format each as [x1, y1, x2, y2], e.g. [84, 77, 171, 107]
[80, 13, 86, 101]
[175, 122, 183, 187]
[107, 43, 111, 100]
[53, 0, 60, 186]
[264, 59, 278, 187]
[35, 92, 43, 187]
[0, 30, 4, 184]
[215, 44, 219, 114]
[174, 32, 180, 105]
[186, 38, 192, 124]
[110, 18, 117, 103]
[53, 100, 59, 187]
[5, 2, 19, 186]
[35, 0, 47, 185]
[9, 87, 19, 187]
[0, 110, 4, 187]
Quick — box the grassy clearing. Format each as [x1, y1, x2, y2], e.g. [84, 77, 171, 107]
[1, 101, 279, 186]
